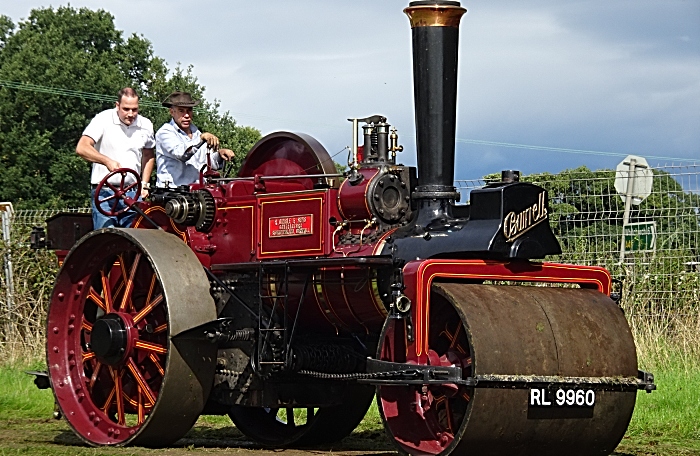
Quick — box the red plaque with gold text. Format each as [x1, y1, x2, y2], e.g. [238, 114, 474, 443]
[269, 214, 313, 238]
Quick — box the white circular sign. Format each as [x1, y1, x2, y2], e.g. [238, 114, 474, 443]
[615, 155, 653, 205]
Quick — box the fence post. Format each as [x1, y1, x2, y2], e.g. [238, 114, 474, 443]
[0, 202, 14, 336]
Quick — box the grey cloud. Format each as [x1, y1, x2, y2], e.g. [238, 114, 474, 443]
[1, 0, 697, 181]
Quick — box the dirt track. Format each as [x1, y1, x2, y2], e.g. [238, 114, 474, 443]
[0, 418, 398, 456]
[1, 418, 695, 456]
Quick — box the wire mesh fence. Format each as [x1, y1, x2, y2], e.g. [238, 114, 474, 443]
[12, 207, 91, 229]
[0, 208, 89, 361]
[0, 164, 698, 361]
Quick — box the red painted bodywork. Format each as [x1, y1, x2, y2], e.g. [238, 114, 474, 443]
[121, 172, 613, 344]
[401, 259, 613, 363]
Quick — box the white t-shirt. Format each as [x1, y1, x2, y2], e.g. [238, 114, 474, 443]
[83, 109, 155, 185]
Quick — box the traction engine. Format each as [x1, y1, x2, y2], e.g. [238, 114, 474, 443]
[42, 1, 655, 455]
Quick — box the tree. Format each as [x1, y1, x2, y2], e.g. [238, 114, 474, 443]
[0, 7, 260, 208]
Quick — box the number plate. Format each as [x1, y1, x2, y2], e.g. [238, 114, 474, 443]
[529, 388, 596, 407]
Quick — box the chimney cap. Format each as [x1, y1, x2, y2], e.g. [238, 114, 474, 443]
[409, 1, 461, 6]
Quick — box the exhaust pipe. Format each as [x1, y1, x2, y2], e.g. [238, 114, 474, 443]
[405, 1, 466, 202]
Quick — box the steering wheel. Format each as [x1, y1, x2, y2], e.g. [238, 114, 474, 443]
[93, 168, 142, 217]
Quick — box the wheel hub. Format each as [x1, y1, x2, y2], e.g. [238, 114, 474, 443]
[91, 314, 128, 365]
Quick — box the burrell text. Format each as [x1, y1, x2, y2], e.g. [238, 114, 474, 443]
[503, 192, 548, 242]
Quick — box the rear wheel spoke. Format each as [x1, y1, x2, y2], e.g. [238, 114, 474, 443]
[88, 287, 107, 312]
[134, 340, 167, 355]
[133, 293, 163, 324]
[112, 368, 126, 426]
[149, 353, 165, 376]
[119, 253, 141, 312]
[101, 383, 116, 413]
[101, 271, 113, 313]
[81, 318, 93, 332]
[121, 390, 139, 408]
[89, 361, 102, 388]
[127, 359, 157, 406]
[82, 351, 95, 363]
[137, 387, 146, 425]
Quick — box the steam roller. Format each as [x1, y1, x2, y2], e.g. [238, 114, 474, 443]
[38, 0, 655, 454]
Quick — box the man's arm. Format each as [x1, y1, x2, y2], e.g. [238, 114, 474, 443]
[156, 125, 199, 162]
[76, 135, 120, 171]
[140, 147, 155, 197]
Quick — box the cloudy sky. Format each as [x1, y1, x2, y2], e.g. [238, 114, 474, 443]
[2, 0, 699, 181]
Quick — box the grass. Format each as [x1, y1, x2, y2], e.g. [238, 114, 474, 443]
[0, 363, 389, 455]
[0, 362, 54, 421]
[2, 357, 700, 456]
[627, 366, 700, 442]
[617, 366, 700, 455]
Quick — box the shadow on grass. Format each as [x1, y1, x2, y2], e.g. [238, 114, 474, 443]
[52, 426, 397, 454]
[53, 430, 86, 447]
[180, 426, 395, 452]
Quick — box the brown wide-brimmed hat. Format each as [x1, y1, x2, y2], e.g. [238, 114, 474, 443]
[162, 91, 200, 108]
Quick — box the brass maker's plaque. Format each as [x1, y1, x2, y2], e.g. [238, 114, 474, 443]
[269, 214, 313, 238]
[503, 192, 548, 242]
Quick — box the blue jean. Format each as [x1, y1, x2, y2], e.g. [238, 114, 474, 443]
[91, 186, 139, 229]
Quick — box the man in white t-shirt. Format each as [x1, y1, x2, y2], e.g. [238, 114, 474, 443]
[76, 88, 155, 229]
[155, 91, 234, 187]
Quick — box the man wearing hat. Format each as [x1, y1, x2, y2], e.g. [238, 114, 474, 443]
[155, 91, 234, 187]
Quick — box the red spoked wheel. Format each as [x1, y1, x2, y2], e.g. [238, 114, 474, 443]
[94, 168, 142, 217]
[47, 229, 216, 446]
[377, 285, 474, 455]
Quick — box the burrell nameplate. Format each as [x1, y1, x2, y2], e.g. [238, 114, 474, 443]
[503, 192, 548, 242]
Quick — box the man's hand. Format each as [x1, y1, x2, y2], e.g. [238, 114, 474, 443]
[218, 148, 235, 161]
[200, 132, 220, 150]
[106, 158, 121, 172]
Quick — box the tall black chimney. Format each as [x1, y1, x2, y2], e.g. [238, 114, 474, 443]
[405, 1, 466, 202]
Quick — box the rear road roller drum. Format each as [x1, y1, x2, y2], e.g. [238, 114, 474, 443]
[46, 228, 217, 446]
[377, 283, 638, 456]
[228, 383, 375, 447]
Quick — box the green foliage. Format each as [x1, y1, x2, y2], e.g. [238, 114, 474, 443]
[0, 7, 260, 208]
[0, 223, 61, 365]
